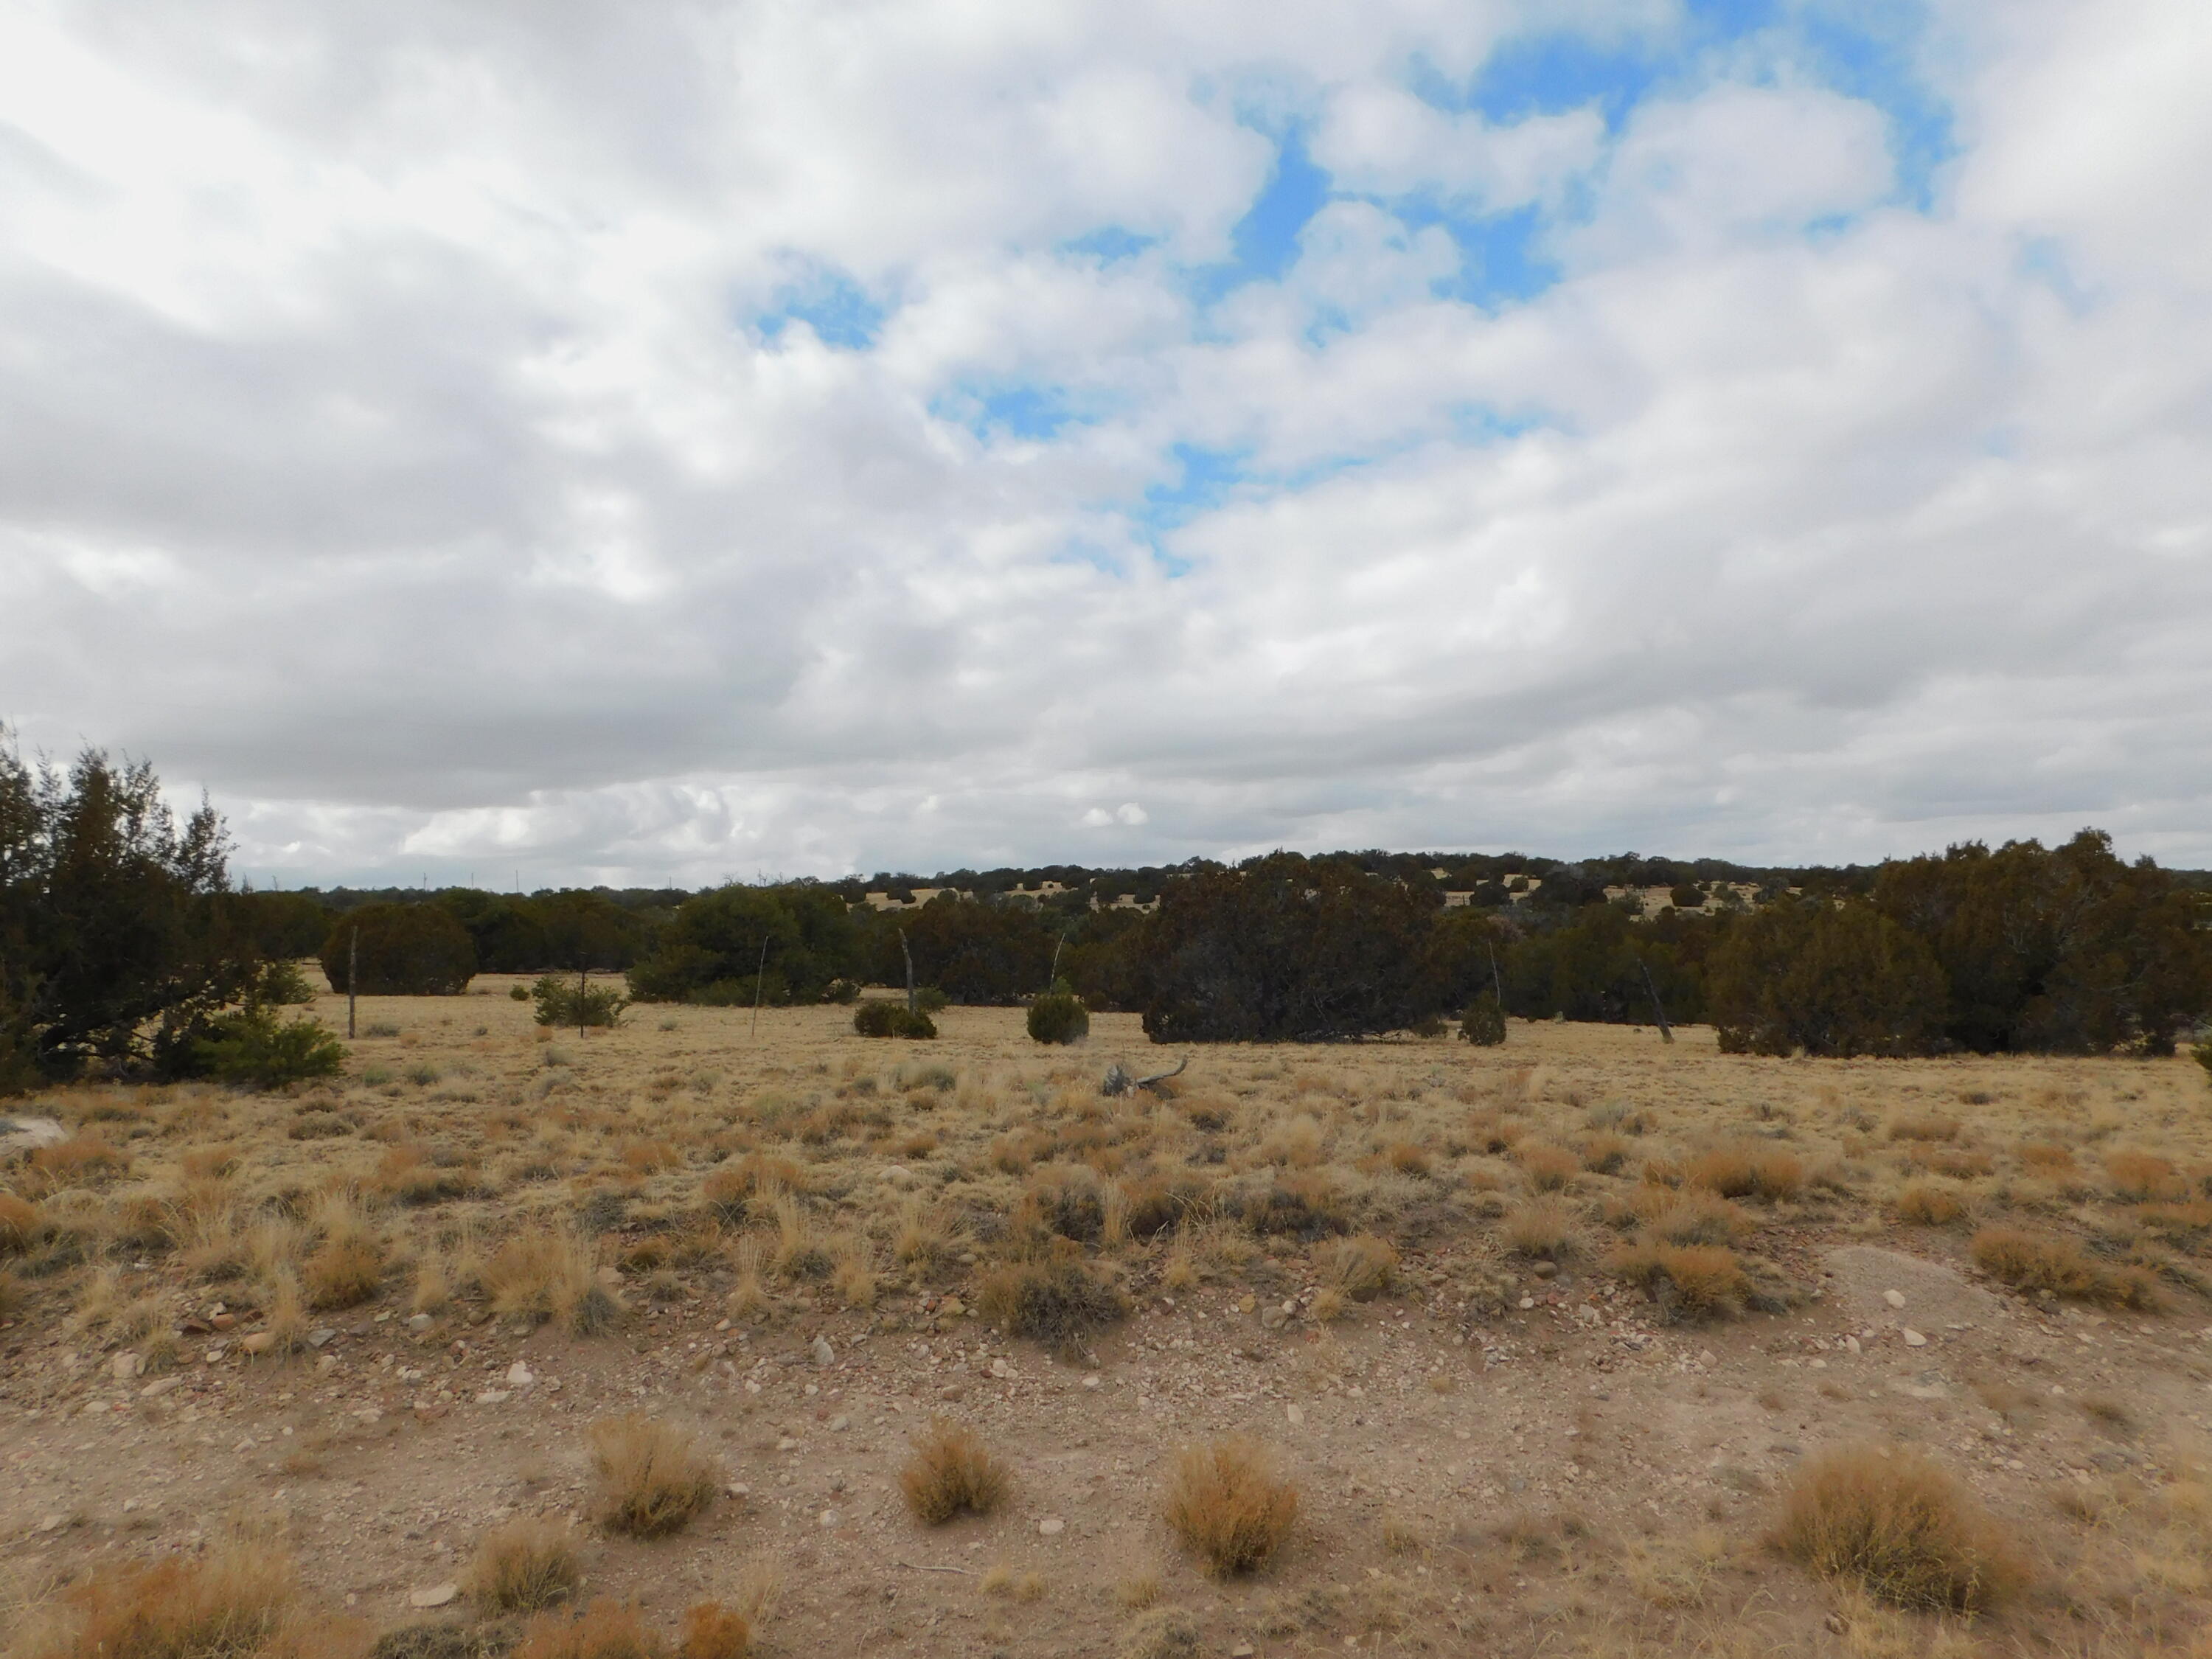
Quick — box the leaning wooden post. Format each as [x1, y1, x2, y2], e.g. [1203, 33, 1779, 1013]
[347, 927, 358, 1040]
[750, 936, 768, 1040]
[900, 929, 916, 1015]
[1639, 961, 1675, 1043]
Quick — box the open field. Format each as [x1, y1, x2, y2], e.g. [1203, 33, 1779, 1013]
[5, 980, 2212, 1658]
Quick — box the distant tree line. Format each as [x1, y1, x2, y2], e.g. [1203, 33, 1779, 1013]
[4, 729, 2205, 1089]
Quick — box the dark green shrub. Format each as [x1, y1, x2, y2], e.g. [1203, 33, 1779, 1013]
[509, 984, 530, 1001]
[192, 1008, 345, 1088]
[914, 986, 950, 1015]
[531, 975, 627, 1028]
[853, 1001, 936, 1039]
[975, 1243, 1127, 1353]
[319, 903, 476, 995]
[1460, 992, 1506, 1046]
[1708, 900, 1947, 1057]
[253, 960, 317, 1006]
[1026, 992, 1089, 1044]
[1669, 884, 1703, 909]
[821, 978, 861, 1004]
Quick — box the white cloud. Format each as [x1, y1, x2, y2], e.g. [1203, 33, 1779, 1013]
[1, 0, 2208, 885]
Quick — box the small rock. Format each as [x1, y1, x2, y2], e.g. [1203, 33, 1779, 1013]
[1232, 1646, 1255, 1658]
[204, 1346, 226, 1365]
[1037, 1517, 1065, 1536]
[1080, 1375, 1100, 1391]
[1826, 1614, 1846, 1635]
[111, 1352, 143, 1380]
[1259, 1307, 1287, 1331]
[1517, 1297, 1535, 1310]
[829, 1413, 849, 1431]
[475, 1389, 510, 1405]
[506, 1361, 535, 1387]
[1882, 1290, 1907, 1310]
[818, 1510, 839, 1529]
[1844, 1335, 1861, 1355]
[37, 1513, 66, 1534]
[140, 1377, 179, 1398]
[307, 1329, 337, 1349]
[939, 1296, 965, 1318]
[240, 1332, 276, 1357]
[1532, 1262, 1557, 1281]
[1902, 1329, 1927, 1348]
[812, 1337, 835, 1368]
[989, 1357, 1011, 1379]
[939, 1385, 964, 1402]
[414, 1402, 448, 1422]
[407, 1314, 434, 1332]
[408, 1585, 457, 1610]
[776, 1436, 799, 1451]
[1697, 1349, 1717, 1367]
[1286, 1403, 1305, 1427]
[726, 1482, 751, 1499]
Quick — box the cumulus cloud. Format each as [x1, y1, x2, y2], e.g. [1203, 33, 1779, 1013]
[0, 0, 2208, 883]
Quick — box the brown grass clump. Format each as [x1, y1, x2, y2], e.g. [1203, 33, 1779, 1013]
[513, 1599, 663, 1659]
[22, 1538, 300, 1659]
[2106, 1150, 2187, 1201]
[1579, 1133, 1630, 1175]
[1893, 1179, 1969, 1226]
[2019, 1142, 2076, 1175]
[1970, 1225, 2162, 1307]
[1631, 1186, 1750, 1245]
[677, 1603, 751, 1659]
[1773, 1444, 2026, 1611]
[1163, 1437, 1298, 1577]
[1316, 1233, 1397, 1300]
[587, 1415, 719, 1537]
[1888, 1115, 1960, 1143]
[899, 1417, 1011, 1524]
[1606, 1239, 1752, 1320]
[0, 1189, 46, 1253]
[302, 1201, 385, 1310]
[1686, 1143, 1803, 1202]
[1517, 1144, 1579, 1192]
[25, 1132, 127, 1191]
[976, 1245, 1127, 1353]
[465, 1517, 582, 1613]
[2136, 1200, 2212, 1251]
[487, 1227, 618, 1335]
[1503, 1198, 1579, 1261]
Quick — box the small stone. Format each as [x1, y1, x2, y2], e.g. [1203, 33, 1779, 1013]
[812, 1336, 835, 1367]
[140, 1377, 179, 1398]
[307, 1329, 337, 1349]
[1237, 1295, 1256, 1314]
[1697, 1349, 1717, 1367]
[1844, 1335, 1861, 1355]
[939, 1385, 964, 1402]
[210, 1312, 237, 1332]
[1517, 1297, 1535, 1310]
[726, 1482, 751, 1499]
[939, 1296, 965, 1318]
[818, 1510, 839, 1528]
[204, 1346, 226, 1364]
[1259, 1307, 1287, 1331]
[1232, 1646, 1256, 1658]
[111, 1352, 143, 1381]
[1826, 1614, 1846, 1635]
[37, 1513, 66, 1534]
[776, 1436, 799, 1451]
[240, 1332, 276, 1357]
[1037, 1517, 1065, 1536]
[1902, 1329, 1927, 1348]
[315, 1354, 338, 1374]
[1882, 1290, 1907, 1310]
[407, 1314, 434, 1332]
[408, 1585, 457, 1610]
[1081, 1375, 1101, 1391]
[506, 1361, 535, 1387]
[829, 1413, 849, 1431]
[989, 1357, 1011, 1379]
[1286, 1403, 1305, 1426]
[475, 1389, 511, 1405]
[1532, 1262, 1557, 1281]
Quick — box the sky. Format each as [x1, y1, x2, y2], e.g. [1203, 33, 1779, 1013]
[1, 0, 2209, 887]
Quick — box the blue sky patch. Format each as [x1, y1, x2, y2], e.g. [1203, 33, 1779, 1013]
[755, 265, 886, 350]
[933, 381, 1099, 442]
[1061, 226, 1157, 264]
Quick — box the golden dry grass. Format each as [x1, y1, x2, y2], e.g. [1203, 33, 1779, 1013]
[1970, 1225, 2162, 1307]
[486, 1227, 616, 1335]
[13, 1540, 307, 1659]
[899, 1417, 1011, 1525]
[675, 1602, 751, 1659]
[512, 1599, 663, 1659]
[1774, 1444, 2027, 1612]
[586, 1416, 719, 1538]
[1606, 1239, 1751, 1319]
[1163, 1437, 1298, 1577]
[465, 1517, 582, 1613]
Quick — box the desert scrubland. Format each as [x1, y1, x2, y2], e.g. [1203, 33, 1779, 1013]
[6, 984, 2212, 1658]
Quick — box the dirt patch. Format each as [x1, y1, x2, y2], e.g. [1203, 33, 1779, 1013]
[1823, 1244, 2006, 1331]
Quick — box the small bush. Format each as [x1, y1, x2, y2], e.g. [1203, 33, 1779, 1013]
[487, 1227, 618, 1334]
[899, 1417, 1011, 1524]
[1504, 1198, 1579, 1261]
[467, 1517, 581, 1613]
[509, 984, 532, 1001]
[1607, 1239, 1751, 1321]
[678, 1602, 751, 1659]
[1631, 1187, 1750, 1245]
[303, 1203, 385, 1310]
[588, 1415, 719, 1537]
[1318, 1234, 1397, 1300]
[1236, 1174, 1349, 1240]
[1774, 1444, 2025, 1610]
[24, 1537, 298, 1659]
[976, 1245, 1127, 1353]
[1459, 992, 1506, 1046]
[1969, 1225, 2161, 1307]
[1894, 1180, 1969, 1226]
[1164, 1437, 1298, 1577]
[193, 1009, 345, 1089]
[1686, 1144, 1803, 1202]
[1517, 1144, 1579, 1192]
[852, 1002, 936, 1039]
[532, 975, 627, 1029]
[2106, 1150, 2186, 1201]
[1, 1191, 46, 1254]
[514, 1599, 662, 1659]
[1888, 1115, 1960, 1143]
[1026, 993, 1090, 1046]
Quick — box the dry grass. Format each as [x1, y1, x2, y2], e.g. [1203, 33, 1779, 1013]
[974, 1246, 1127, 1354]
[1632, 1186, 1750, 1245]
[2107, 1150, 2188, 1201]
[1893, 1179, 1970, 1226]
[465, 1517, 582, 1613]
[1606, 1239, 1752, 1320]
[1517, 1143, 1580, 1192]
[513, 1599, 663, 1659]
[301, 1198, 383, 1311]
[586, 1415, 720, 1538]
[486, 1227, 617, 1335]
[898, 1417, 1010, 1525]
[13, 1537, 303, 1659]
[1163, 1436, 1298, 1577]
[1686, 1143, 1803, 1202]
[1503, 1197, 1579, 1260]
[1969, 1225, 2163, 1307]
[1774, 1444, 2027, 1612]
[0, 1191, 45, 1253]
[1315, 1233, 1397, 1299]
[676, 1602, 751, 1659]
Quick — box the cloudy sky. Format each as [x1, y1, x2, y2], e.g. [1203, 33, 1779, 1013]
[2, 1, 2208, 886]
